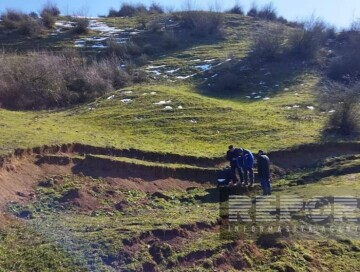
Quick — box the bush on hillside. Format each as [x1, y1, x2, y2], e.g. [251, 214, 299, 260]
[162, 31, 178, 49]
[227, 4, 244, 15]
[0, 52, 132, 110]
[149, 2, 164, 14]
[247, 3, 258, 17]
[251, 24, 285, 62]
[1, 9, 28, 30]
[18, 16, 43, 37]
[40, 2, 60, 29]
[257, 3, 277, 21]
[180, 11, 224, 37]
[328, 22, 360, 83]
[288, 17, 329, 60]
[72, 17, 89, 34]
[105, 40, 142, 59]
[1, 9, 44, 37]
[327, 100, 360, 136]
[108, 3, 149, 17]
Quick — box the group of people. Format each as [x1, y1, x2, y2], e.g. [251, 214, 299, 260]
[218, 145, 271, 195]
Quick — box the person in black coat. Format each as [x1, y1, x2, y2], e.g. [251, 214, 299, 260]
[257, 150, 271, 195]
[226, 145, 244, 185]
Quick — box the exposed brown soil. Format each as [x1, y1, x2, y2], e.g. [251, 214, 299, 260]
[1, 141, 360, 215]
[269, 142, 360, 169]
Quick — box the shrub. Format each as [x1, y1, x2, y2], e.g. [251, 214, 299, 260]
[40, 2, 60, 17]
[227, 4, 244, 15]
[181, 11, 224, 37]
[288, 17, 329, 60]
[72, 17, 89, 34]
[251, 24, 285, 62]
[247, 3, 258, 17]
[1, 9, 27, 30]
[328, 53, 360, 83]
[328, 22, 360, 82]
[212, 71, 242, 91]
[257, 3, 277, 21]
[40, 2, 60, 29]
[149, 2, 164, 14]
[107, 8, 118, 17]
[0, 52, 132, 110]
[18, 17, 43, 37]
[146, 19, 163, 32]
[143, 43, 156, 55]
[105, 40, 142, 59]
[327, 100, 360, 136]
[162, 31, 178, 49]
[41, 12, 57, 29]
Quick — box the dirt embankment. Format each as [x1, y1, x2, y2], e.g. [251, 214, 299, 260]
[269, 142, 360, 169]
[72, 155, 217, 183]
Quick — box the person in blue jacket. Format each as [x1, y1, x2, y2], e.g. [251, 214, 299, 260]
[226, 145, 244, 185]
[240, 148, 254, 186]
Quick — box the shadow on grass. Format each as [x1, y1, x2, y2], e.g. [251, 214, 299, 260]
[195, 56, 312, 102]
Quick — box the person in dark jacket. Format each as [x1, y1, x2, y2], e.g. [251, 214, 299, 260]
[226, 145, 243, 185]
[240, 148, 254, 186]
[257, 150, 271, 195]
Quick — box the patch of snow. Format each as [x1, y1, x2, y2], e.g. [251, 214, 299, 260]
[284, 88, 289, 91]
[88, 19, 123, 34]
[275, 84, 280, 87]
[195, 64, 211, 71]
[264, 72, 271, 76]
[113, 37, 128, 44]
[121, 99, 132, 104]
[154, 100, 171, 105]
[251, 92, 257, 95]
[293, 105, 300, 108]
[149, 70, 162, 76]
[295, 93, 299, 96]
[150, 92, 157, 95]
[204, 59, 215, 62]
[211, 73, 218, 78]
[163, 106, 173, 110]
[329, 110, 336, 113]
[166, 68, 180, 74]
[123, 91, 133, 94]
[245, 96, 251, 99]
[285, 106, 292, 110]
[107, 95, 115, 100]
[88, 107, 95, 110]
[147, 65, 166, 69]
[86, 36, 107, 42]
[190, 120, 197, 123]
[143, 93, 148, 95]
[263, 97, 270, 100]
[55, 20, 75, 28]
[190, 59, 201, 62]
[307, 106, 315, 110]
[254, 96, 262, 99]
[176, 74, 196, 80]
[92, 44, 107, 48]
[74, 44, 85, 48]
[178, 105, 183, 109]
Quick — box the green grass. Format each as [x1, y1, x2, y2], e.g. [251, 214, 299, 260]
[0, 76, 325, 156]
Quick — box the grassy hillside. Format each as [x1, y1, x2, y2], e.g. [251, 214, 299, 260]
[0, 78, 324, 156]
[0, 7, 359, 272]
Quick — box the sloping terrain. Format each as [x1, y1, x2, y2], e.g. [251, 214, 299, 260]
[0, 10, 359, 272]
[0, 143, 360, 271]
